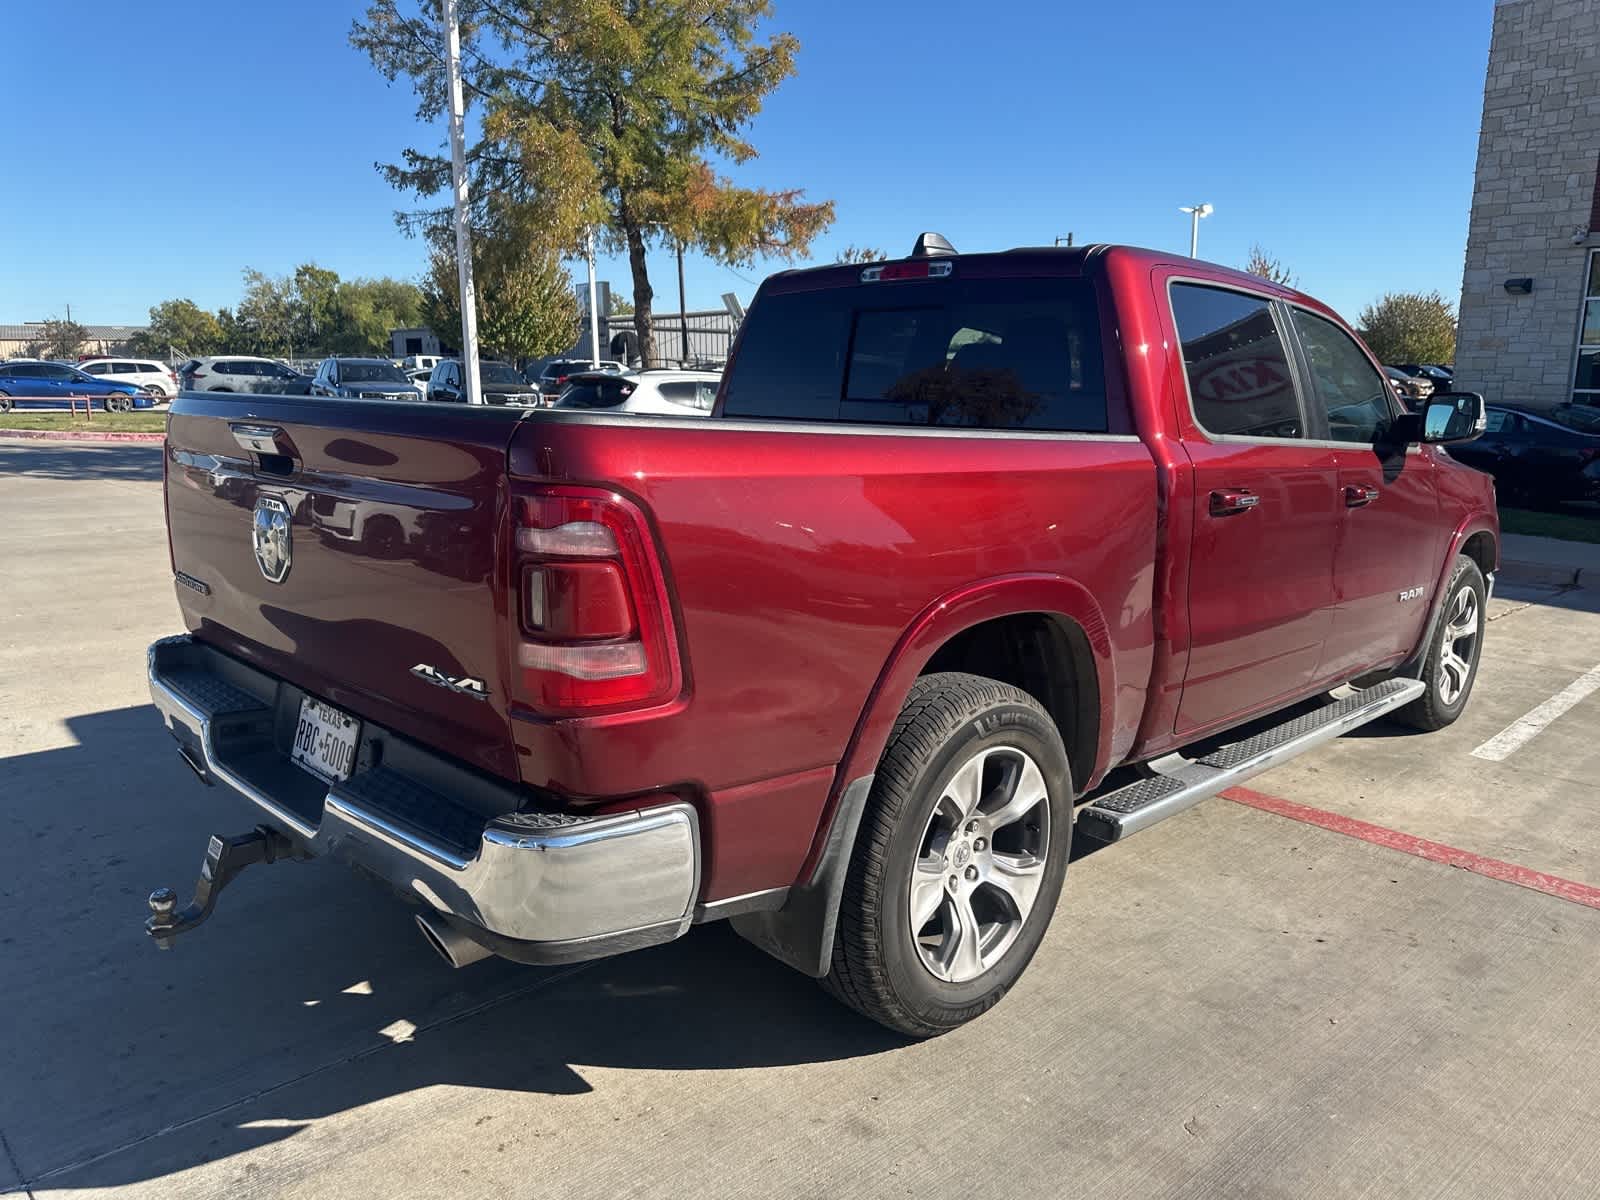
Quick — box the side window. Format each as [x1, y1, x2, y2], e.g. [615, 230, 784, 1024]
[83, 362, 108, 374]
[1170, 283, 1303, 439]
[656, 381, 698, 406]
[694, 380, 718, 410]
[1483, 409, 1509, 434]
[43, 363, 77, 379]
[1289, 308, 1395, 445]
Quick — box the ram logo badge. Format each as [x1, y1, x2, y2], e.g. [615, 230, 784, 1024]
[252, 496, 292, 584]
[411, 663, 490, 700]
[1398, 587, 1425, 602]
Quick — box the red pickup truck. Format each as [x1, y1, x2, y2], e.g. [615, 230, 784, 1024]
[146, 239, 1497, 1037]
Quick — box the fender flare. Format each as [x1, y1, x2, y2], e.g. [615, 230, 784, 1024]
[1401, 510, 1498, 674]
[732, 573, 1117, 978]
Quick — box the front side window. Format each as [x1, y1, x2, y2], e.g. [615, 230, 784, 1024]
[83, 362, 109, 374]
[1170, 283, 1302, 439]
[1289, 308, 1395, 444]
[1483, 408, 1511, 434]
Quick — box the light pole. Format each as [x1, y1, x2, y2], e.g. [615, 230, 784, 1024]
[1179, 203, 1213, 258]
[443, 0, 482, 404]
[584, 229, 601, 370]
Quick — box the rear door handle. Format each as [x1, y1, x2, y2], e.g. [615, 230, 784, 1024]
[1344, 484, 1379, 508]
[1209, 488, 1261, 517]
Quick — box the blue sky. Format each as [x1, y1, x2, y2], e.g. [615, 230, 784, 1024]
[2, 0, 1493, 328]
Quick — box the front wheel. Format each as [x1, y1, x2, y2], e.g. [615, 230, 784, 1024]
[103, 394, 133, 414]
[822, 672, 1073, 1038]
[0, 390, 11, 413]
[1393, 555, 1486, 731]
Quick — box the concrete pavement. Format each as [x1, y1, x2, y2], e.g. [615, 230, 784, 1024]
[3, 439, 1599, 1199]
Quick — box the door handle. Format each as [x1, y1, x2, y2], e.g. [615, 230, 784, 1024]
[1344, 484, 1379, 508]
[1209, 488, 1261, 516]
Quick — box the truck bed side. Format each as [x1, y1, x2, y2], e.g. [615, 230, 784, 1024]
[507, 413, 1158, 899]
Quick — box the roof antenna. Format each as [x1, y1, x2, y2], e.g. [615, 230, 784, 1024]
[911, 232, 957, 258]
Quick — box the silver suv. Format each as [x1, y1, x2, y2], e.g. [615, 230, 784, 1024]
[180, 357, 312, 394]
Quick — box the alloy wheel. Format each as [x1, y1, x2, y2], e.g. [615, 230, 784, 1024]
[908, 745, 1051, 984]
[1438, 585, 1479, 706]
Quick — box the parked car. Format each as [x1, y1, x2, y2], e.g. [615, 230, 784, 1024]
[181, 357, 314, 395]
[553, 368, 721, 416]
[427, 359, 543, 405]
[1447, 402, 1600, 506]
[401, 354, 442, 375]
[1385, 365, 1435, 402]
[1392, 363, 1453, 393]
[79, 357, 179, 400]
[146, 238, 1496, 1038]
[309, 358, 424, 401]
[536, 357, 624, 403]
[0, 359, 148, 411]
[1383, 365, 1430, 408]
[405, 367, 433, 396]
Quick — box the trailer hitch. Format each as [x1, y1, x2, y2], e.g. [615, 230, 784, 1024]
[145, 825, 302, 949]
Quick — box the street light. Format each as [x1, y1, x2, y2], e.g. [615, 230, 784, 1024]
[1179, 203, 1213, 258]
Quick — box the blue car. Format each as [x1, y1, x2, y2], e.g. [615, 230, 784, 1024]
[0, 360, 150, 412]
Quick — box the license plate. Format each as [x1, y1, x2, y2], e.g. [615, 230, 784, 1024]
[290, 696, 361, 783]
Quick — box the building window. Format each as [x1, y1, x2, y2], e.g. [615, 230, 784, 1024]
[1577, 250, 1600, 406]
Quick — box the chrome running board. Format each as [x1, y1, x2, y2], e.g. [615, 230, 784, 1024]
[1077, 678, 1425, 843]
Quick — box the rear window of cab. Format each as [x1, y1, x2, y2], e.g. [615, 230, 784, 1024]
[722, 275, 1108, 432]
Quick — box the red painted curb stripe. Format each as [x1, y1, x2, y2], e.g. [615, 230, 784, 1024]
[1222, 786, 1600, 912]
[0, 429, 165, 443]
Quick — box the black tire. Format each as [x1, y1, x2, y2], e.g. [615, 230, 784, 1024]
[0, 390, 11, 413]
[103, 394, 133, 414]
[1392, 555, 1487, 731]
[822, 672, 1073, 1038]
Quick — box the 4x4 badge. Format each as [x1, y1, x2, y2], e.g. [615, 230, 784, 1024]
[411, 664, 490, 700]
[252, 496, 292, 584]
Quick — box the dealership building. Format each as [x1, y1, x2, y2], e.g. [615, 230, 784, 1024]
[1455, 0, 1600, 411]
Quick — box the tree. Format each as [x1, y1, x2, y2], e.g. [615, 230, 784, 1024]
[609, 296, 634, 317]
[332, 276, 426, 355]
[130, 299, 223, 358]
[235, 269, 298, 355]
[352, 0, 835, 366]
[292, 265, 343, 354]
[836, 246, 888, 264]
[1242, 244, 1296, 287]
[1358, 291, 1457, 364]
[423, 236, 579, 363]
[35, 317, 89, 360]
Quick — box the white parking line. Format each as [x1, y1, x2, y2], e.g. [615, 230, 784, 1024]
[1471, 663, 1600, 762]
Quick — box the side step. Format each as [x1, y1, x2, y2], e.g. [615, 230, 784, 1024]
[1077, 678, 1424, 843]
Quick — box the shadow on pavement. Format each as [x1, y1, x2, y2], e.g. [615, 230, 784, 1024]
[0, 441, 164, 482]
[0, 705, 902, 1193]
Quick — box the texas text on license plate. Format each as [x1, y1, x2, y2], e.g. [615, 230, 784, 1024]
[290, 696, 361, 783]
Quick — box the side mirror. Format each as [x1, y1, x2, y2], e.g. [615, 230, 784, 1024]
[1421, 391, 1485, 444]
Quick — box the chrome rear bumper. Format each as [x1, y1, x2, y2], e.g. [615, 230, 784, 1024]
[147, 635, 700, 963]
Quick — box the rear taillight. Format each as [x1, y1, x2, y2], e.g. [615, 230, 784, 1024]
[191, 370, 206, 380]
[510, 485, 682, 716]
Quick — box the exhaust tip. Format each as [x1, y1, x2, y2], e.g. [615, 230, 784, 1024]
[415, 911, 493, 969]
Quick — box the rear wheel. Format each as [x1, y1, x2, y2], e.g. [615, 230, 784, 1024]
[1393, 555, 1486, 731]
[822, 672, 1073, 1038]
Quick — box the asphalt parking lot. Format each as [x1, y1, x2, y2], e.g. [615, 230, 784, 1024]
[3, 438, 1599, 1199]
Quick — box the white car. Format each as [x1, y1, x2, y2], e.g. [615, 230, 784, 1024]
[553, 368, 721, 416]
[401, 354, 441, 375]
[179, 356, 312, 394]
[78, 358, 178, 400]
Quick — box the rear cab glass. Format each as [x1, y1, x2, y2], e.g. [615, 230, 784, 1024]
[722, 271, 1109, 432]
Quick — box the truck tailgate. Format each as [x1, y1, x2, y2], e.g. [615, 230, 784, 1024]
[164, 394, 526, 782]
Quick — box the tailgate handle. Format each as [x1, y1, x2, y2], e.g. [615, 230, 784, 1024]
[231, 424, 300, 474]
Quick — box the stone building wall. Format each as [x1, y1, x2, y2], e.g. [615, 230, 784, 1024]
[1455, 0, 1600, 410]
